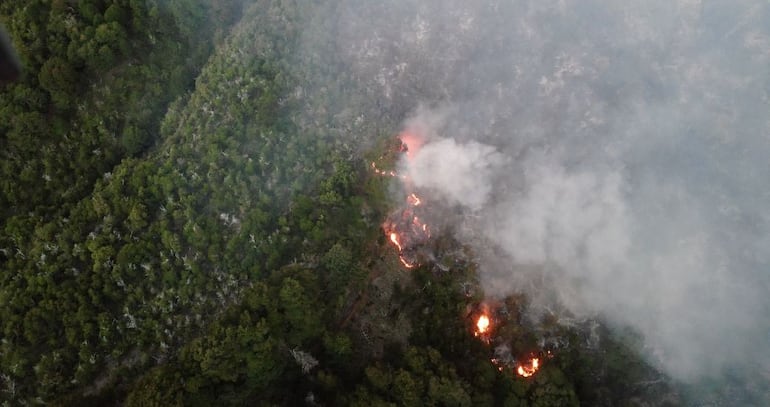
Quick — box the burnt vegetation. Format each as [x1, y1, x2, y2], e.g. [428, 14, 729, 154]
[0, 1, 681, 405]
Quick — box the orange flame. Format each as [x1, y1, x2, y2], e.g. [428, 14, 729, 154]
[472, 301, 546, 379]
[370, 161, 406, 178]
[389, 232, 403, 252]
[387, 230, 417, 268]
[375, 136, 431, 270]
[475, 314, 490, 336]
[399, 257, 416, 268]
[383, 192, 430, 269]
[516, 358, 540, 378]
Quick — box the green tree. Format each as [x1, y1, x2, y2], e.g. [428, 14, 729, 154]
[276, 277, 323, 346]
[38, 56, 77, 108]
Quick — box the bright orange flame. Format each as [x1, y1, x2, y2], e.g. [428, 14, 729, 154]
[475, 315, 490, 336]
[399, 256, 415, 268]
[516, 358, 540, 378]
[389, 232, 402, 252]
[387, 228, 416, 268]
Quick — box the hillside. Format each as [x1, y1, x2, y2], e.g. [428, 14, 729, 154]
[3, 1, 765, 406]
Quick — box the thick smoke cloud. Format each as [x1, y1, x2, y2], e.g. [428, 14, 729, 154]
[308, 0, 770, 393]
[408, 137, 503, 211]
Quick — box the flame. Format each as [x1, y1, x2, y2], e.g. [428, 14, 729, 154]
[399, 131, 424, 158]
[471, 301, 547, 379]
[381, 189, 430, 269]
[373, 135, 432, 270]
[371, 162, 402, 178]
[399, 257, 416, 268]
[476, 315, 490, 336]
[407, 193, 421, 206]
[516, 358, 540, 378]
[389, 232, 403, 252]
[411, 216, 431, 238]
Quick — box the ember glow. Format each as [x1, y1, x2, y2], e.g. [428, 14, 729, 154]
[398, 130, 423, 157]
[370, 161, 402, 178]
[516, 358, 540, 378]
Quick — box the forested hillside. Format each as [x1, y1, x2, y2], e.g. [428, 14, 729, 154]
[1, 1, 687, 405]
[0, 0, 252, 402]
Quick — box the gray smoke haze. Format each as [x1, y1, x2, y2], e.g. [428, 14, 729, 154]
[301, 0, 770, 395]
[408, 137, 504, 211]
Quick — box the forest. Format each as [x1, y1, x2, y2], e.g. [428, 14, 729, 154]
[1, 1, 756, 406]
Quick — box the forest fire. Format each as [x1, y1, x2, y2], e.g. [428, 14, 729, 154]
[516, 358, 540, 378]
[489, 351, 542, 379]
[376, 130, 545, 379]
[372, 133, 432, 269]
[382, 192, 430, 268]
[375, 134, 543, 379]
[370, 161, 403, 178]
[472, 303, 544, 379]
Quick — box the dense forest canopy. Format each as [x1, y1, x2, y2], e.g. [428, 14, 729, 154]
[1, 1, 768, 406]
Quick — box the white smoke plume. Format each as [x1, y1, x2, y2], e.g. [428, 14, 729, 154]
[403, 110, 769, 383]
[300, 0, 770, 397]
[406, 137, 503, 211]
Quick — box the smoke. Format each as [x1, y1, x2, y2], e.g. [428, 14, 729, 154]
[300, 0, 770, 395]
[407, 137, 503, 211]
[405, 118, 769, 382]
